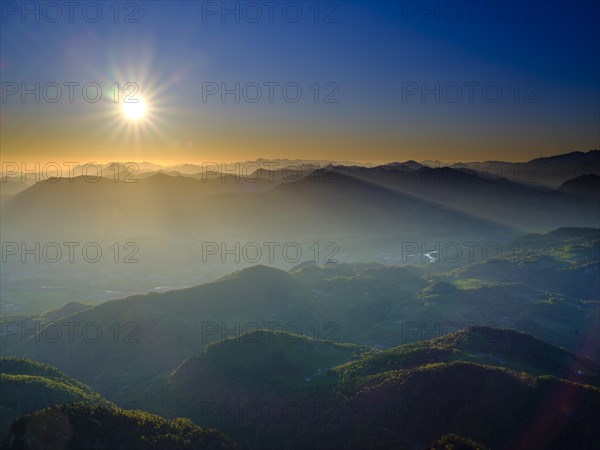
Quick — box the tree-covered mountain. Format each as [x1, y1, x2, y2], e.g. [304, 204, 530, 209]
[1, 403, 238, 450]
[3, 328, 597, 449]
[0, 357, 107, 437]
[334, 326, 600, 385]
[122, 327, 600, 450]
[0, 357, 239, 449]
[172, 330, 367, 392]
[2, 228, 598, 398]
[0, 216, 597, 448]
[450, 227, 600, 299]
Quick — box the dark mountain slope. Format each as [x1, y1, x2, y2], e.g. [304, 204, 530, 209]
[0, 357, 107, 437]
[126, 328, 600, 450]
[335, 164, 599, 230]
[335, 326, 600, 385]
[559, 174, 600, 200]
[2, 403, 238, 450]
[1, 169, 511, 242]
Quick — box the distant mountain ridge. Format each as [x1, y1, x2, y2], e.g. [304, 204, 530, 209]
[1, 166, 514, 242]
[2, 150, 598, 241]
[558, 174, 600, 200]
[450, 150, 600, 187]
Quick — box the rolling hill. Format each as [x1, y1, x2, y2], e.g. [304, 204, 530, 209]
[124, 327, 600, 450]
[1, 403, 238, 450]
[334, 326, 600, 385]
[0, 357, 107, 437]
[2, 243, 598, 398]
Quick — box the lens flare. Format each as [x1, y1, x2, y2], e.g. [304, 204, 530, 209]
[122, 98, 147, 121]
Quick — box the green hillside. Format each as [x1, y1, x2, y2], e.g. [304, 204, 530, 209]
[450, 227, 600, 299]
[335, 326, 599, 385]
[336, 361, 599, 450]
[2, 233, 598, 398]
[0, 357, 106, 438]
[2, 403, 238, 450]
[123, 327, 600, 450]
[173, 330, 366, 391]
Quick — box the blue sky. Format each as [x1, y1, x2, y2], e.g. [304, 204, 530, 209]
[1, 0, 599, 163]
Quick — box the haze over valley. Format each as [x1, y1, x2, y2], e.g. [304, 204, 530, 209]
[1, 1, 599, 449]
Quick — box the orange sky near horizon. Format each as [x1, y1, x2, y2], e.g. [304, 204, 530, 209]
[2, 122, 597, 166]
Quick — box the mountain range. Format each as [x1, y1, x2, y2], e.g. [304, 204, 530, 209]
[2, 326, 599, 449]
[2, 227, 597, 399]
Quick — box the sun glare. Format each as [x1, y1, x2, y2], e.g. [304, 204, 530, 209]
[122, 98, 147, 121]
[100, 57, 174, 150]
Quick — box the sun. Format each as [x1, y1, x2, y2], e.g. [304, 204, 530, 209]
[122, 98, 147, 121]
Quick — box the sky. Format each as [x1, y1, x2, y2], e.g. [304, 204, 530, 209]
[1, 0, 599, 165]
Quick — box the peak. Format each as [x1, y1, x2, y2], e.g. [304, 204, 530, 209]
[43, 302, 91, 320]
[219, 265, 293, 282]
[289, 260, 318, 272]
[145, 172, 177, 180]
[207, 329, 317, 348]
